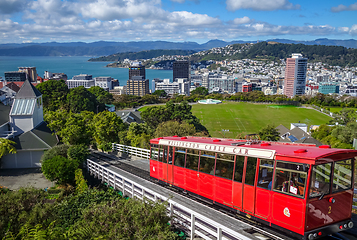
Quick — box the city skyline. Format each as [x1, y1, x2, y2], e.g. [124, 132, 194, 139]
[0, 0, 356, 44]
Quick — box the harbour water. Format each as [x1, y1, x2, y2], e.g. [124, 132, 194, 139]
[0, 56, 173, 90]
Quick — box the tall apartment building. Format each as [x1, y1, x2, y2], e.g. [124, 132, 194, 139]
[283, 54, 307, 98]
[127, 76, 149, 97]
[129, 62, 146, 80]
[173, 60, 190, 82]
[19, 67, 37, 82]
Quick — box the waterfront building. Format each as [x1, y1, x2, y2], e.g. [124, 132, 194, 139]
[95, 76, 114, 90]
[109, 86, 127, 95]
[173, 60, 190, 83]
[155, 79, 189, 96]
[5, 71, 27, 82]
[67, 74, 95, 89]
[127, 76, 149, 97]
[129, 62, 146, 80]
[283, 54, 308, 98]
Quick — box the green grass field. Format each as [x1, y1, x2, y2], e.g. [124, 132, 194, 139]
[192, 102, 332, 138]
[328, 107, 357, 113]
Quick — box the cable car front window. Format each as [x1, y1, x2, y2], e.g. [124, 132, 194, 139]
[309, 163, 332, 198]
[150, 144, 159, 161]
[332, 159, 353, 193]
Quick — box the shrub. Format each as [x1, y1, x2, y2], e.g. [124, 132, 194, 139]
[67, 144, 89, 168]
[40, 144, 69, 163]
[41, 156, 77, 185]
[75, 169, 88, 193]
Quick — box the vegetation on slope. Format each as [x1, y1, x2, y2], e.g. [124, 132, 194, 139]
[88, 49, 196, 61]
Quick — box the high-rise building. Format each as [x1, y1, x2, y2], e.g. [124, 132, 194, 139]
[127, 76, 149, 97]
[173, 60, 190, 82]
[129, 62, 146, 80]
[18, 67, 37, 82]
[283, 54, 307, 98]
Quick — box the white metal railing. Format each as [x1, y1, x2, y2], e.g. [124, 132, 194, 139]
[112, 143, 150, 159]
[111, 144, 357, 211]
[87, 159, 253, 240]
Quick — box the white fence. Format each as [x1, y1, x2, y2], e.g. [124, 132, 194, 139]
[111, 144, 357, 210]
[87, 159, 256, 240]
[112, 143, 150, 159]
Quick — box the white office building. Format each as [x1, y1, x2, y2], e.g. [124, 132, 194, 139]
[95, 76, 113, 90]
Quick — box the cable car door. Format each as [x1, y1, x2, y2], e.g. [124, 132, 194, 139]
[166, 146, 174, 183]
[242, 157, 258, 215]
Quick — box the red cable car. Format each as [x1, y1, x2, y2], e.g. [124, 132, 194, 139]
[149, 136, 357, 240]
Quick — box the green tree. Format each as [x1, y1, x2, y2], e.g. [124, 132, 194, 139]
[44, 109, 69, 137]
[0, 138, 17, 159]
[67, 144, 89, 168]
[190, 87, 208, 96]
[41, 156, 78, 185]
[152, 89, 167, 98]
[60, 112, 95, 146]
[154, 121, 196, 138]
[36, 79, 69, 111]
[40, 144, 69, 163]
[66, 86, 98, 113]
[258, 125, 280, 141]
[126, 123, 154, 149]
[92, 111, 128, 151]
[88, 86, 114, 112]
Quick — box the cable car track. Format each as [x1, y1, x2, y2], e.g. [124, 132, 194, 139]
[89, 152, 294, 240]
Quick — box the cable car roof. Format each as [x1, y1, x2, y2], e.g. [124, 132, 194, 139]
[150, 136, 357, 162]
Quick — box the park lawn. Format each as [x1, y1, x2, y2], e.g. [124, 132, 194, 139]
[328, 107, 357, 113]
[192, 102, 333, 138]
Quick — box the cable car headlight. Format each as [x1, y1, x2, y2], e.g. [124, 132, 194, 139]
[348, 221, 354, 228]
[344, 224, 347, 228]
[308, 233, 314, 240]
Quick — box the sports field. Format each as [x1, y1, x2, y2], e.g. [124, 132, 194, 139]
[192, 102, 332, 138]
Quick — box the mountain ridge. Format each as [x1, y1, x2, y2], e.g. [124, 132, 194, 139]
[0, 39, 356, 56]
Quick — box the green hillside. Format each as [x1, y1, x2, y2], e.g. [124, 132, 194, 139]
[192, 102, 332, 138]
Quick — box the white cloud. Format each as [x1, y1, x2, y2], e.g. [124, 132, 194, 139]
[338, 25, 357, 35]
[233, 16, 251, 25]
[226, 0, 300, 11]
[331, 3, 357, 12]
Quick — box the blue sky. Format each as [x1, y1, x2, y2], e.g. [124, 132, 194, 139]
[0, 0, 356, 44]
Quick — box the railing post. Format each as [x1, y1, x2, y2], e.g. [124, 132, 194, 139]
[169, 202, 173, 225]
[190, 213, 195, 240]
[122, 178, 125, 196]
[217, 227, 222, 240]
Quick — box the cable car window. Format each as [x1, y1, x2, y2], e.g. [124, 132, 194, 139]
[234, 156, 245, 182]
[332, 159, 353, 193]
[274, 161, 307, 198]
[150, 144, 159, 161]
[216, 153, 235, 180]
[257, 159, 274, 190]
[174, 147, 186, 168]
[309, 163, 331, 198]
[245, 157, 257, 186]
[199, 151, 216, 175]
[186, 149, 199, 171]
[168, 147, 173, 164]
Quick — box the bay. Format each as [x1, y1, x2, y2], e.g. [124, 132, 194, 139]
[0, 56, 173, 90]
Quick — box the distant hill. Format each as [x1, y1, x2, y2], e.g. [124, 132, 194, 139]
[88, 49, 197, 62]
[193, 41, 357, 67]
[0, 38, 355, 57]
